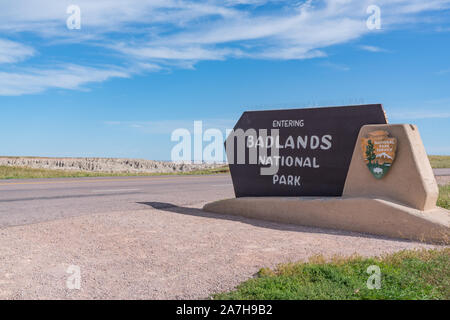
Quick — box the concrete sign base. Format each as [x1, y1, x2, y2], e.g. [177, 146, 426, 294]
[203, 124, 449, 243]
[203, 197, 449, 243]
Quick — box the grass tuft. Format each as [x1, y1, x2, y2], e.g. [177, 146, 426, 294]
[437, 184, 449, 209]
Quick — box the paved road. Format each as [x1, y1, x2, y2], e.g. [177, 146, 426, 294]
[0, 174, 234, 228]
[434, 168, 450, 176]
[0, 168, 447, 229]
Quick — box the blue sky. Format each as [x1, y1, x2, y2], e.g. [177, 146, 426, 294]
[0, 0, 449, 160]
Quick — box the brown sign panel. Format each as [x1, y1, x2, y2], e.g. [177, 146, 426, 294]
[226, 104, 387, 197]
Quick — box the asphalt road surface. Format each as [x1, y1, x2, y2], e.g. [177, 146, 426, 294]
[434, 168, 450, 176]
[0, 174, 234, 228]
[0, 170, 447, 229]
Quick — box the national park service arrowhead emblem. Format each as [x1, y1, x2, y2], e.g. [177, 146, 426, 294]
[361, 130, 397, 179]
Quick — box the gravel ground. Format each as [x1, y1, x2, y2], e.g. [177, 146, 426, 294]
[0, 202, 441, 300]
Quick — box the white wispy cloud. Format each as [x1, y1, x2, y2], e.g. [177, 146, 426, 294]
[319, 61, 350, 71]
[436, 68, 450, 75]
[1, 0, 450, 95]
[0, 0, 241, 34]
[114, 44, 243, 61]
[359, 45, 388, 52]
[0, 39, 35, 64]
[0, 64, 129, 95]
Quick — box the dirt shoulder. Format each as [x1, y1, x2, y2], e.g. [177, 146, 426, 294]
[0, 202, 440, 299]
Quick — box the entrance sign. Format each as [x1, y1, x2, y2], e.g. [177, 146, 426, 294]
[226, 104, 387, 197]
[207, 123, 448, 243]
[361, 130, 397, 179]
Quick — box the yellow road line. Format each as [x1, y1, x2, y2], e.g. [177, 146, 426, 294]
[0, 174, 227, 186]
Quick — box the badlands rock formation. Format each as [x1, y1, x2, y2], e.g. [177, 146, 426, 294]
[0, 157, 225, 173]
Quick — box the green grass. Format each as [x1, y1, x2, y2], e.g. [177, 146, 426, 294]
[213, 248, 450, 300]
[437, 184, 449, 209]
[0, 165, 230, 180]
[429, 155, 450, 169]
